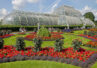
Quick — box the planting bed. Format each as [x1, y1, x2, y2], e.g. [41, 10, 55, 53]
[84, 41, 97, 49]
[0, 34, 14, 38]
[0, 45, 97, 68]
[79, 34, 97, 41]
[25, 32, 64, 41]
[1, 29, 97, 68]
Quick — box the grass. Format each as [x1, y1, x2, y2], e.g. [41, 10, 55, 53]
[63, 33, 90, 48]
[4, 31, 90, 48]
[73, 29, 88, 35]
[91, 62, 97, 68]
[0, 60, 80, 68]
[4, 34, 55, 47]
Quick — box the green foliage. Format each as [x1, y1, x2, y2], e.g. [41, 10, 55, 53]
[0, 31, 3, 36]
[55, 39, 64, 52]
[37, 26, 51, 37]
[33, 28, 37, 32]
[0, 60, 80, 68]
[0, 21, 2, 25]
[84, 31, 88, 35]
[33, 38, 42, 52]
[7, 30, 12, 34]
[72, 39, 82, 51]
[1, 30, 6, 35]
[0, 30, 12, 36]
[88, 31, 95, 36]
[94, 21, 97, 25]
[84, 12, 95, 22]
[0, 38, 4, 49]
[16, 37, 25, 51]
[57, 28, 61, 32]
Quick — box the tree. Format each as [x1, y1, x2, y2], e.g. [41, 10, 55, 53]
[95, 21, 97, 25]
[84, 12, 95, 22]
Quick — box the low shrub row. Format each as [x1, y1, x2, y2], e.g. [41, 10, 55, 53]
[0, 30, 14, 38]
[0, 30, 12, 36]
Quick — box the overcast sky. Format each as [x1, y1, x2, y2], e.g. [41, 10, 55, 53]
[0, 0, 97, 20]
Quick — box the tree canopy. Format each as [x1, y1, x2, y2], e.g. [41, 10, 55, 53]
[84, 12, 95, 22]
[95, 21, 97, 25]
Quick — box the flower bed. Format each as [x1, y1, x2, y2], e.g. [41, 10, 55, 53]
[84, 41, 97, 48]
[29, 32, 36, 34]
[51, 32, 64, 34]
[0, 45, 97, 68]
[0, 34, 14, 38]
[18, 32, 26, 35]
[88, 28, 97, 31]
[79, 34, 97, 41]
[25, 32, 64, 41]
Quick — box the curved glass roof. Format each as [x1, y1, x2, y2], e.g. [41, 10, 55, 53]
[54, 5, 82, 17]
[2, 11, 59, 26]
[2, 5, 95, 27]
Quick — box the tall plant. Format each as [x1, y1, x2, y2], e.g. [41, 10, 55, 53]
[55, 39, 64, 52]
[0, 38, 4, 49]
[72, 39, 82, 51]
[84, 31, 87, 35]
[16, 37, 25, 51]
[33, 38, 42, 52]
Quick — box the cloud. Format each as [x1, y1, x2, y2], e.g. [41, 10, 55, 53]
[27, 0, 39, 3]
[12, 0, 40, 9]
[0, 8, 8, 20]
[96, 0, 97, 3]
[80, 5, 97, 20]
[50, 0, 61, 13]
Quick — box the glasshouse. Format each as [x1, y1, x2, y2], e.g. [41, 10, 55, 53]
[2, 5, 95, 28]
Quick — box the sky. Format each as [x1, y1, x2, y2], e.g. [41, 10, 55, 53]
[0, 0, 97, 20]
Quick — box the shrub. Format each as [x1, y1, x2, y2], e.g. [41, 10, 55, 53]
[57, 28, 61, 33]
[0, 31, 3, 36]
[72, 39, 82, 51]
[33, 28, 37, 32]
[88, 31, 95, 36]
[37, 26, 51, 37]
[2, 30, 6, 35]
[84, 31, 87, 35]
[0, 38, 4, 49]
[55, 39, 64, 52]
[16, 37, 25, 51]
[7, 30, 12, 34]
[33, 38, 42, 52]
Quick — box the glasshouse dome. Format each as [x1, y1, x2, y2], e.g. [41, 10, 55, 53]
[2, 5, 95, 28]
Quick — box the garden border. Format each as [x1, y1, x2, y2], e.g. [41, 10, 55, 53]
[0, 53, 97, 68]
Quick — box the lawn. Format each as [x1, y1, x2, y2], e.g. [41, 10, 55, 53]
[91, 62, 97, 68]
[0, 60, 80, 68]
[4, 30, 90, 48]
